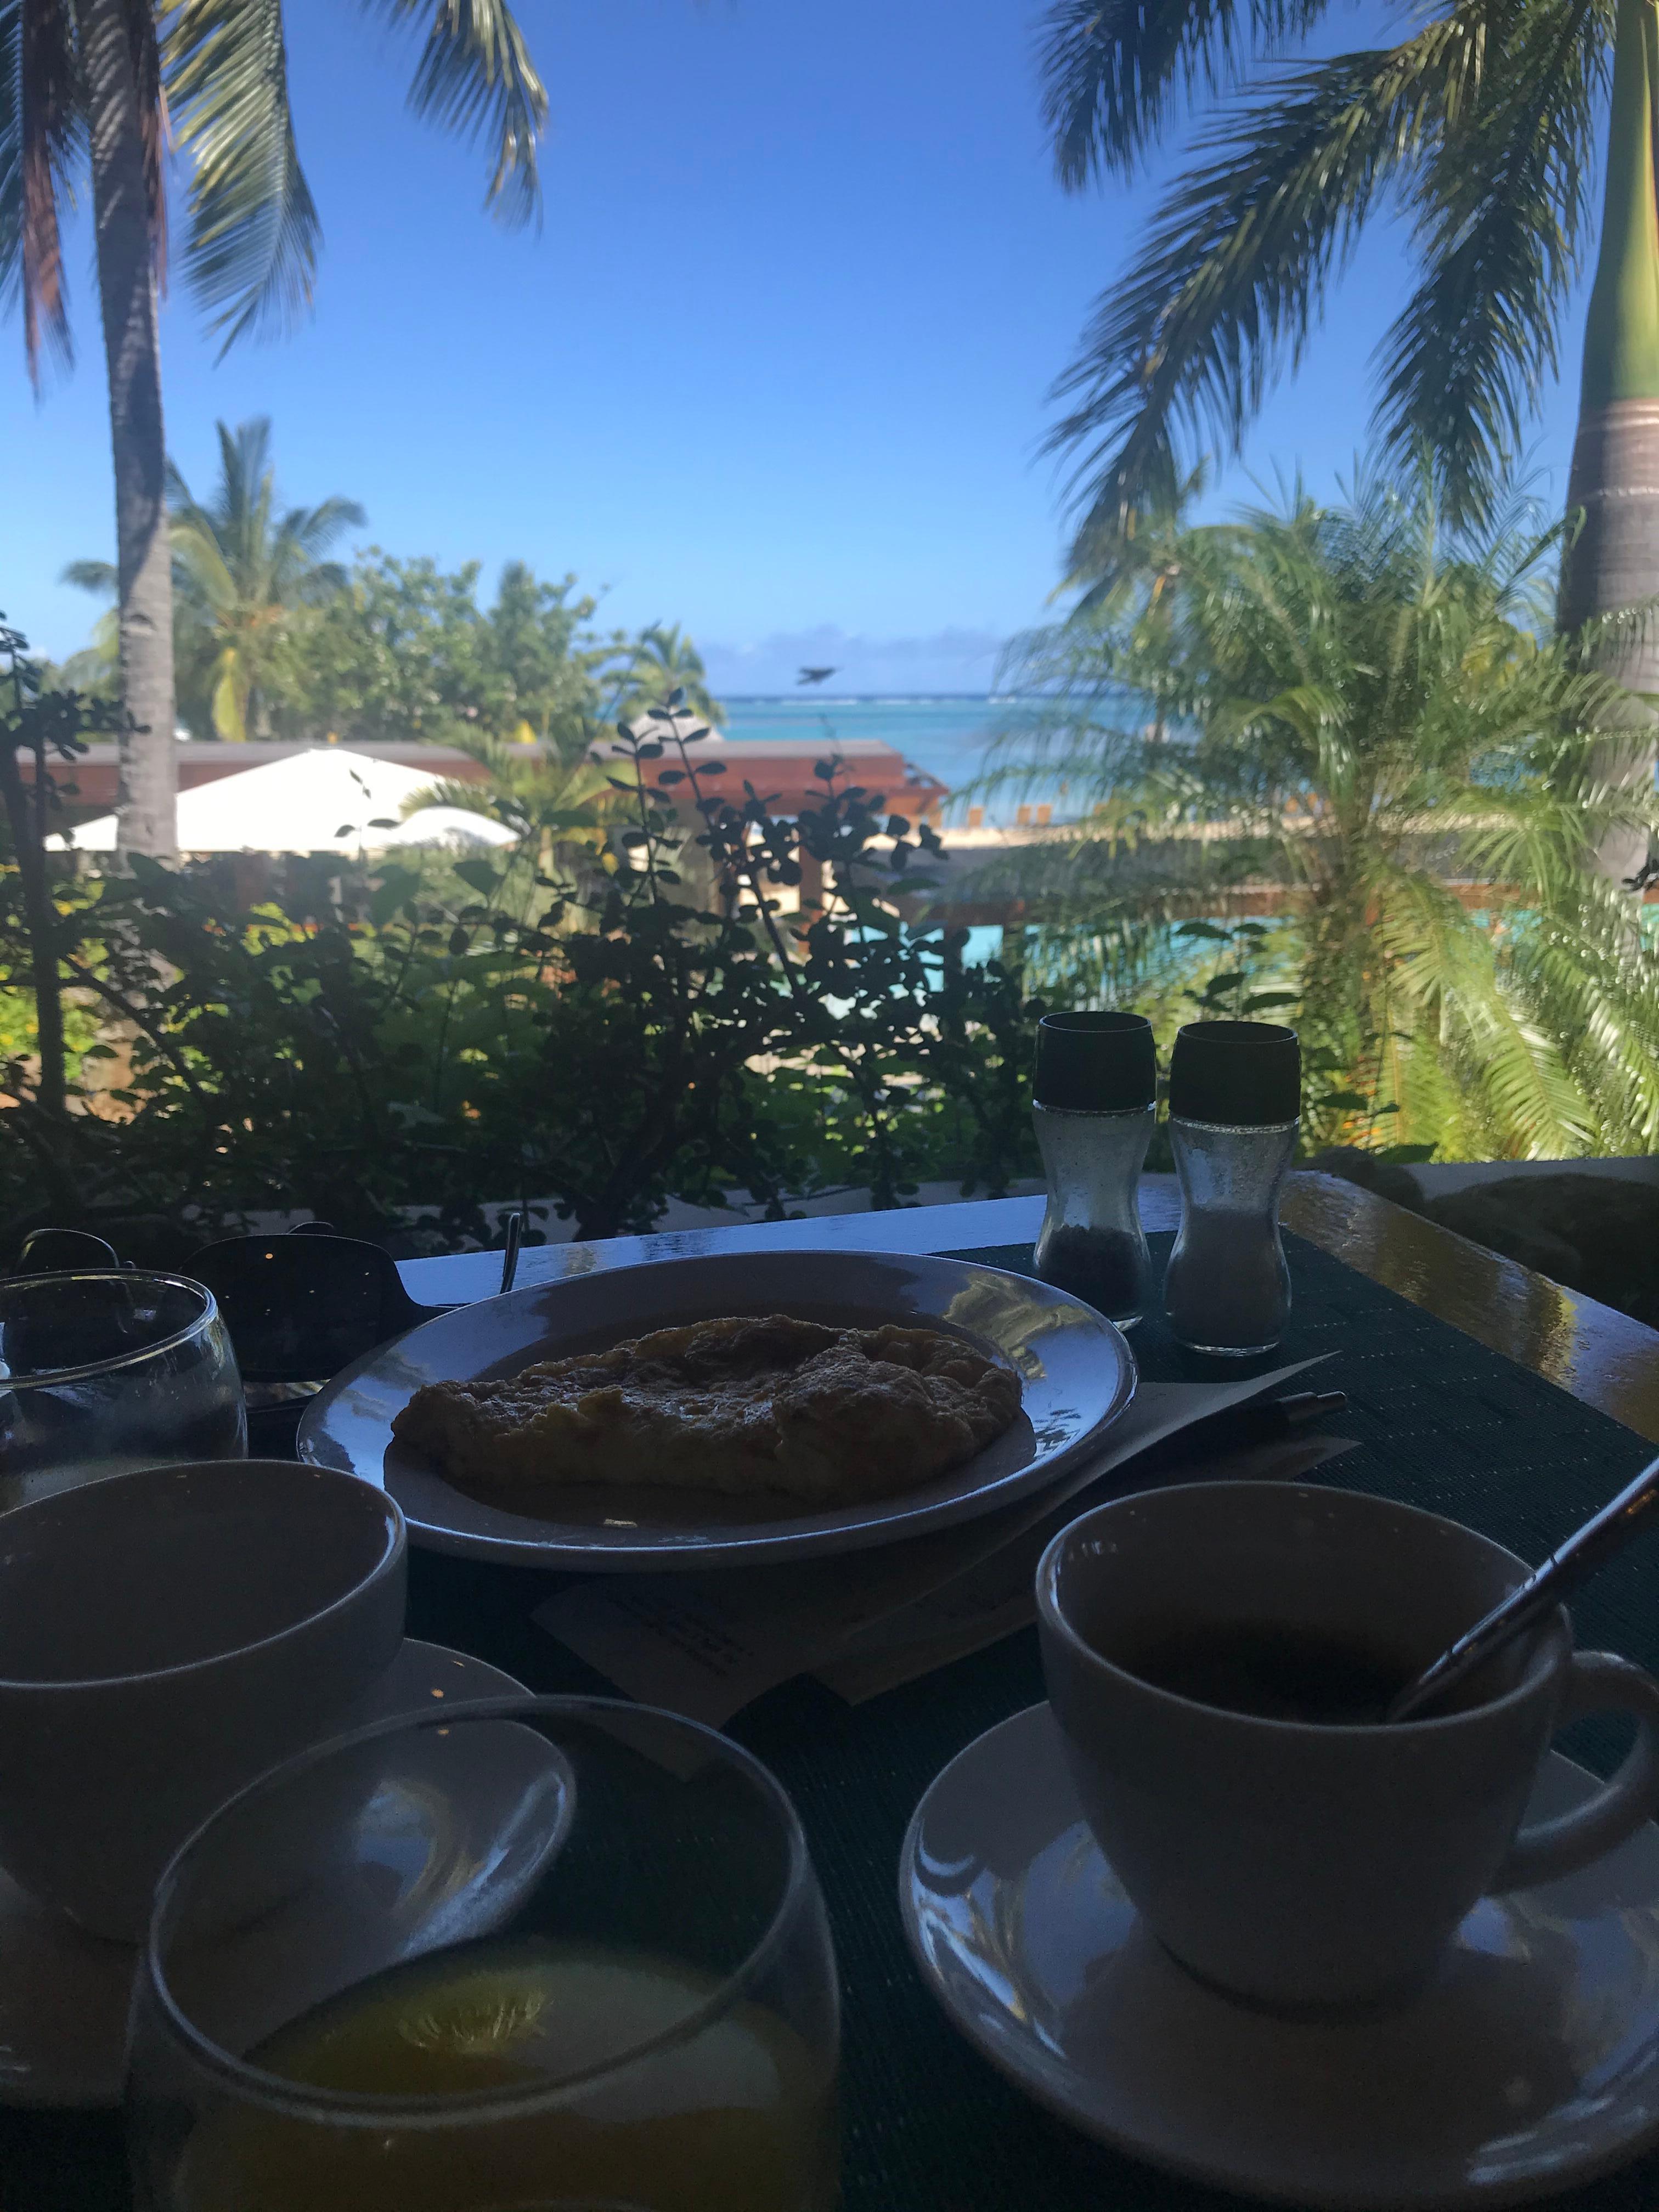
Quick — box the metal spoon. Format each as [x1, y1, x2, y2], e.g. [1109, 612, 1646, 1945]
[1386, 1451, 1659, 1723]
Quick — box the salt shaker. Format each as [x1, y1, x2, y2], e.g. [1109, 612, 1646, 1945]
[1163, 1019, 1300, 1356]
[1031, 1012, 1156, 1328]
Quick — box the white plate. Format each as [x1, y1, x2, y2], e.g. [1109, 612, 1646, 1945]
[297, 1248, 1136, 1570]
[901, 1703, 1659, 2209]
[0, 1639, 529, 2109]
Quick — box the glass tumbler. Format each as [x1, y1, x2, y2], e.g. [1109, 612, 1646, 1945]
[127, 1696, 840, 2212]
[0, 1272, 245, 1513]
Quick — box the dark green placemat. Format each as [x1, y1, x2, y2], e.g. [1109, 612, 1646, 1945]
[956, 1232, 1659, 1610]
[419, 1231, 1659, 2212]
[9, 1229, 1659, 2212]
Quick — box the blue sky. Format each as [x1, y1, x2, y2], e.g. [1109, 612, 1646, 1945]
[4, 0, 1601, 687]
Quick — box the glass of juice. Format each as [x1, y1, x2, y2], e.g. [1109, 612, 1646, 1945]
[126, 1697, 840, 2212]
[0, 1271, 245, 1513]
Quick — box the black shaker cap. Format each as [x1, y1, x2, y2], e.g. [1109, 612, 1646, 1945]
[1034, 1011, 1157, 1111]
[1168, 1019, 1300, 1126]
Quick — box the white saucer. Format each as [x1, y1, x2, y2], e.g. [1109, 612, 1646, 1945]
[0, 1638, 529, 2109]
[901, 1702, 1659, 2209]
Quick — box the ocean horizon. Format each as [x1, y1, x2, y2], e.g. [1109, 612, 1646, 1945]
[719, 692, 1036, 808]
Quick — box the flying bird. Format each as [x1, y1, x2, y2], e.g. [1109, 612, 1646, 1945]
[798, 667, 837, 687]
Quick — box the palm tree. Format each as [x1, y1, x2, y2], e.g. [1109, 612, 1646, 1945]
[2, 0, 548, 855]
[166, 416, 363, 741]
[64, 415, 364, 738]
[1039, 0, 1659, 881]
[616, 623, 725, 728]
[1556, 0, 1659, 882]
[985, 469, 1659, 1160]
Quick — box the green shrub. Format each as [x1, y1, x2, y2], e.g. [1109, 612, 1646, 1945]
[0, 651, 1040, 1256]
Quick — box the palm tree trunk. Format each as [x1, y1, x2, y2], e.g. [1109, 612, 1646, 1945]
[72, 0, 176, 860]
[1560, 0, 1659, 885]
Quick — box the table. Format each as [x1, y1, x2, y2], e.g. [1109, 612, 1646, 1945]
[405, 1171, 1659, 1443]
[9, 1180, 1659, 2211]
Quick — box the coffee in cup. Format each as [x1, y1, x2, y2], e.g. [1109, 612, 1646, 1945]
[1037, 1480, 1659, 2010]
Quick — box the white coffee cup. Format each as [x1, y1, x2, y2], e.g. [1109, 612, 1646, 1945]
[1037, 1480, 1659, 2011]
[0, 1458, 405, 1941]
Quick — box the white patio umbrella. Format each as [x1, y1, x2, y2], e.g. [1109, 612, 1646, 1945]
[50, 747, 508, 856]
[378, 805, 517, 850]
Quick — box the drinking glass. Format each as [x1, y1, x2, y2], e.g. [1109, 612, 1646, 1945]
[127, 1696, 841, 2212]
[0, 1272, 245, 1513]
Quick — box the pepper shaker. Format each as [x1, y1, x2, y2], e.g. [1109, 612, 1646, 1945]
[1031, 1012, 1157, 1328]
[1163, 1019, 1300, 1356]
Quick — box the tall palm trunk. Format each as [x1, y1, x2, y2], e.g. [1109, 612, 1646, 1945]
[1560, 0, 1659, 884]
[72, 0, 176, 859]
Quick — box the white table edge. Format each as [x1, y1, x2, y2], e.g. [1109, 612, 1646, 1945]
[399, 1188, 1189, 1308]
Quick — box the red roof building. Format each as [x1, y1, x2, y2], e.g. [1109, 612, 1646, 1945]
[24, 736, 947, 823]
[602, 736, 947, 821]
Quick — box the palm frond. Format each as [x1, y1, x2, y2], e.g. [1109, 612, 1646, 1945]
[168, 509, 241, 616]
[991, 464, 1656, 1160]
[1503, 884, 1659, 1147]
[208, 647, 248, 740]
[61, 558, 118, 593]
[1049, 29, 1471, 558]
[1374, 0, 1605, 528]
[2, 0, 83, 379]
[23, 0, 77, 369]
[279, 495, 367, 562]
[1065, 459, 1209, 608]
[163, 0, 321, 351]
[212, 414, 272, 527]
[167, 418, 364, 614]
[1038, 0, 1330, 187]
[1367, 860, 1595, 1156]
[365, 0, 548, 225]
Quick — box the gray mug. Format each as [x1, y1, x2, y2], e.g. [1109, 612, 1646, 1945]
[1037, 1480, 1659, 2010]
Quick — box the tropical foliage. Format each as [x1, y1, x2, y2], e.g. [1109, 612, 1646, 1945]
[62, 412, 731, 754]
[3, 2, 548, 371]
[2, 0, 553, 850]
[613, 622, 725, 727]
[0, 612, 119, 1118]
[0, 624, 1040, 1252]
[67, 416, 365, 741]
[293, 571, 726, 754]
[985, 471, 1659, 1160]
[1036, 0, 1627, 556]
[293, 551, 626, 753]
[402, 730, 619, 865]
[166, 418, 365, 741]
